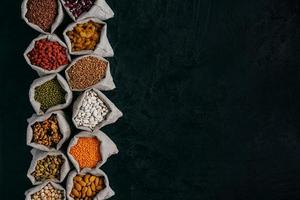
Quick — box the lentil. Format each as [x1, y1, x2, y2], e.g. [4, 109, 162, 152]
[69, 137, 102, 169]
[32, 155, 64, 182]
[34, 78, 66, 112]
[74, 90, 110, 129]
[26, 0, 58, 32]
[63, 0, 96, 19]
[27, 39, 69, 71]
[31, 183, 64, 200]
[67, 21, 103, 52]
[67, 56, 107, 90]
[70, 174, 106, 199]
[32, 114, 62, 148]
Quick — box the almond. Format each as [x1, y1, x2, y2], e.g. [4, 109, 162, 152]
[79, 180, 87, 187]
[71, 188, 80, 197]
[84, 174, 90, 183]
[94, 177, 99, 186]
[89, 175, 96, 183]
[75, 182, 82, 191]
[74, 176, 82, 182]
[87, 187, 92, 197]
[91, 182, 96, 191]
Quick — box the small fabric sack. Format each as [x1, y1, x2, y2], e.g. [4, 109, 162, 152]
[29, 73, 73, 115]
[63, 18, 114, 57]
[25, 181, 66, 200]
[67, 130, 118, 172]
[27, 149, 71, 185]
[27, 110, 71, 151]
[24, 34, 71, 76]
[65, 54, 115, 91]
[21, 0, 64, 34]
[66, 168, 115, 200]
[72, 88, 122, 131]
[61, 0, 114, 21]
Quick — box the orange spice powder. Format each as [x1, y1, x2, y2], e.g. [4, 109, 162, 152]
[69, 137, 102, 169]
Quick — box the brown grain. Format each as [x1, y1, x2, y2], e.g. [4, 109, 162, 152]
[67, 56, 107, 90]
[26, 0, 58, 32]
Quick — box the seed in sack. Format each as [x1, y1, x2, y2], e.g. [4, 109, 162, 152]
[31, 183, 64, 200]
[67, 56, 107, 90]
[70, 174, 106, 199]
[34, 78, 66, 112]
[74, 90, 110, 129]
[25, 0, 58, 32]
[32, 114, 62, 148]
[32, 155, 65, 182]
[67, 21, 103, 52]
[27, 39, 69, 71]
[63, 0, 96, 19]
[69, 137, 102, 169]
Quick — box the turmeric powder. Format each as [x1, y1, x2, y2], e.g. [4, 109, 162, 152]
[69, 137, 102, 169]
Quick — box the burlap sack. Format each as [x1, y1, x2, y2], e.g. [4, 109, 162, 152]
[27, 110, 71, 151]
[63, 18, 114, 57]
[67, 130, 118, 172]
[72, 88, 122, 131]
[25, 181, 66, 200]
[27, 149, 71, 185]
[61, 0, 114, 21]
[66, 169, 115, 200]
[65, 55, 115, 91]
[29, 73, 73, 115]
[21, 0, 64, 34]
[24, 34, 71, 76]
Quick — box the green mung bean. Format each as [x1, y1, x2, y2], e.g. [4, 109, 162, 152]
[34, 78, 66, 112]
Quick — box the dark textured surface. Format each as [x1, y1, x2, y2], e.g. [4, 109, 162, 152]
[1, 0, 300, 199]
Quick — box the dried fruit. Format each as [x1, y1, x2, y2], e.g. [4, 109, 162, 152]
[27, 39, 69, 71]
[67, 21, 103, 52]
[32, 114, 62, 148]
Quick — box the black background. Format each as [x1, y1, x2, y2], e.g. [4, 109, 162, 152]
[1, 0, 300, 199]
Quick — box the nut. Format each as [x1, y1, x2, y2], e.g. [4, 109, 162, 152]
[32, 155, 64, 182]
[70, 174, 106, 199]
[32, 114, 63, 148]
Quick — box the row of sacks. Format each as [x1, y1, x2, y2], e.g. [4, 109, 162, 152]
[25, 169, 114, 199]
[29, 73, 121, 121]
[27, 130, 117, 183]
[26, 129, 118, 199]
[27, 73, 121, 199]
[22, 0, 120, 199]
[24, 18, 114, 77]
[22, 0, 114, 34]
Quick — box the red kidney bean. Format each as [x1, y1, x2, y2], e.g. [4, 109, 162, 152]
[64, 0, 95, 19]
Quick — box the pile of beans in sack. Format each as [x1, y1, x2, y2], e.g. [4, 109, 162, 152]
[22, 0, 122, 199]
